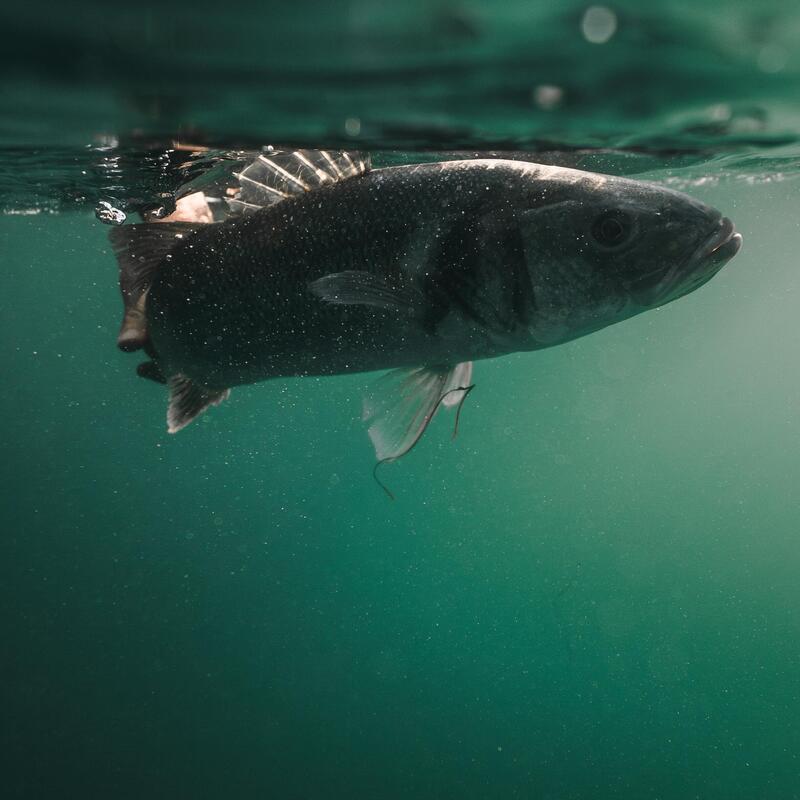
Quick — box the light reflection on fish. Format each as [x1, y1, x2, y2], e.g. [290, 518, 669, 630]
[110, 150, 742, 471]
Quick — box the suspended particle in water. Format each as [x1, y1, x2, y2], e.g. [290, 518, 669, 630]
[345, 117, 362, 137]
[581, 5, 617, 44]
[95, 200, 126, 225]
[532, 84, 564, 111]
[708, 103, 732, 122]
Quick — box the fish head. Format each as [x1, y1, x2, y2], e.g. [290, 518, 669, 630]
[518, 169, 742, 344]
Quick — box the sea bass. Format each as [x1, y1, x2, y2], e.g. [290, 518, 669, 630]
[110, 150, 742, 463]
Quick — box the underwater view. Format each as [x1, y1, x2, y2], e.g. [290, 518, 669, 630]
[3, 1, 800, 797]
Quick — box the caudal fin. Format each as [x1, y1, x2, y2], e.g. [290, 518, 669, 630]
[108, 222, 200, 352]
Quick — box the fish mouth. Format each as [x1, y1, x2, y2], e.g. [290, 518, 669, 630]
[656, 216, 742, 304]
[696, 216, 743, 268]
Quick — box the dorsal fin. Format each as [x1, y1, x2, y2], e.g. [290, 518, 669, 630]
[109, 222, 200, 351]
[227, 149, 370, 215]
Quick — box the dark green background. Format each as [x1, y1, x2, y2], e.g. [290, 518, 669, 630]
[2, 0, 800, 797]
[3, 178, 799, 798]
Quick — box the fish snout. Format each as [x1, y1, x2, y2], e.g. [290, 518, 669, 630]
[650, 215, 742, 305]
[670, 216, 742, 299]
[696, 216, 743, 268]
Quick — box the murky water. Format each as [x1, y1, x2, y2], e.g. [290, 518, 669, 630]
[2, 1, 800, 798]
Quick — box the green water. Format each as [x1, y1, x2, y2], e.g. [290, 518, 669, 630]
[3, 1, 800, 798]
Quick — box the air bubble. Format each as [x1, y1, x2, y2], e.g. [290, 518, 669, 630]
[345, 117, 362, 137]
[95, 200, 126, 225]
[151, 194, 177, 219]
[532, 84, 564, 111]
[581, 6, 617, 44]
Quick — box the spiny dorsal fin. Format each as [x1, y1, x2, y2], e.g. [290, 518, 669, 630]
[228, 149, 370, 215]
[167, 374, 231, 433]
[109, 222, 200, 351]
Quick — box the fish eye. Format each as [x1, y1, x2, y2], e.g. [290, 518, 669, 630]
[591, 213, 632, 249]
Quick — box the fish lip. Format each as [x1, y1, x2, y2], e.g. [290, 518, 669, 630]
[653, 216, 742, 305]
[675, 217, 742, 295]
[696, 216, 742, 265]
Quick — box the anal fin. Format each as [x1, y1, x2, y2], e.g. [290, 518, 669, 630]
[167, 374, 230, 433]
[362, 362, 475, 464]
[440, 361, 473, 408]
[136, 360, 166, 384]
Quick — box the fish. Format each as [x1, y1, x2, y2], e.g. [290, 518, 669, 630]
[109, 149, 742, 467]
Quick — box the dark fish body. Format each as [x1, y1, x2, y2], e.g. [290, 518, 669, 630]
[147, 160, 544, 389]
[111, 151, 742, 457]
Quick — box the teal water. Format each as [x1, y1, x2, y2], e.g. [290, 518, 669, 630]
[3, 2, 800, 798]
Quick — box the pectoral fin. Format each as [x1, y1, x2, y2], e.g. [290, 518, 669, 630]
[167, 374, 230, 433]
[309, 270, 419, 313]
[362, 362, 475, 464]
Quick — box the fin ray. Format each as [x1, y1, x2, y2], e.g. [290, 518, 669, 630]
[229, 149, 370, 214]
[167, 375, 230, 433]
[441, 361, 474, 407]
[362, 362, 475, 463]
[309, 270, 418, 313]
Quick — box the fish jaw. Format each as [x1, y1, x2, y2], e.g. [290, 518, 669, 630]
[656, 216, 743, 304]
